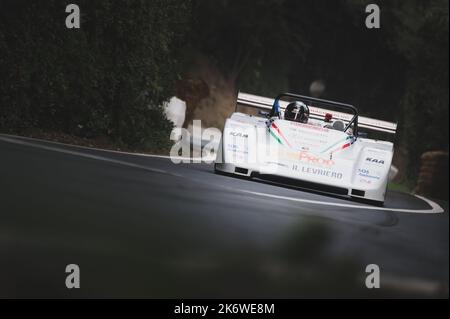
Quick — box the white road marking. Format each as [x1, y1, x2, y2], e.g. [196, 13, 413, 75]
[237, 189, 444, 214]
[0, 133, 207, 161]
[0, 134, 445, 214]
[0, 136, 182, 177]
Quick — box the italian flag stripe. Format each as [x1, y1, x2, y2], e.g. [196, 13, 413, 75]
[271, 123, 291, 147]
[270, 130, 283, 145]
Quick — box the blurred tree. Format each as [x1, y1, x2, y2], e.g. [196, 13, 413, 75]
[190, 0, 308, 92]
[0, 0, 191, 151]
[388, 0, 449, 178]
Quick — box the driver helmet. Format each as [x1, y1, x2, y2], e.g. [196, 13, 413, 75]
[284, 101, 309, 123]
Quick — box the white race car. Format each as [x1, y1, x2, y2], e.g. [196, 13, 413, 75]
[215, 92, 398, 205]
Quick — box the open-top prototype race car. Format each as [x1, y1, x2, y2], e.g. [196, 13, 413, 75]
[214, 92, 398, 205]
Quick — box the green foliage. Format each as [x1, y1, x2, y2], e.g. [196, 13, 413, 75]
[0, 0, 191, 152]
[190, 0, 309, 89]
[388, 181, 413, 194]
[389, 0, 449, 179]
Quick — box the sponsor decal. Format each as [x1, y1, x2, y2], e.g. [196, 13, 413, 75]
[288, 120, 330, 132]
[226, 143, 248, 154]
[292, 164, 343, 180]
[298, 151, 335, 166]
[265, 161, 288, 168]
[275, 150, 335, 166]
[359, 178, 373, 185]
[357, 168, 380, 180]
[309, 106, 354, 122]
[229, 131, 249, 138]
[365, 157, 385, 165]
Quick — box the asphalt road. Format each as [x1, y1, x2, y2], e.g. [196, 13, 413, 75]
[0, 134, 448, 298]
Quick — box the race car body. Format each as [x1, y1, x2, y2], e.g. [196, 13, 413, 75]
[215, 92, 398, 205]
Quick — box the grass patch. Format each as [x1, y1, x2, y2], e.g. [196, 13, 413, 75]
[388, 181, 413, 194]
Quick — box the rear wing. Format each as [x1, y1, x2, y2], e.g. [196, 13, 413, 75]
[236, 92, 397, 134]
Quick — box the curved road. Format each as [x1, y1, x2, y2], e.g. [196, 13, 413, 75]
[0, 134, 448, 298]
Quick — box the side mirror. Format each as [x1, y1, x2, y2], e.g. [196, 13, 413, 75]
[258, 110, 270, 118]
[358, 132, 368, 138]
